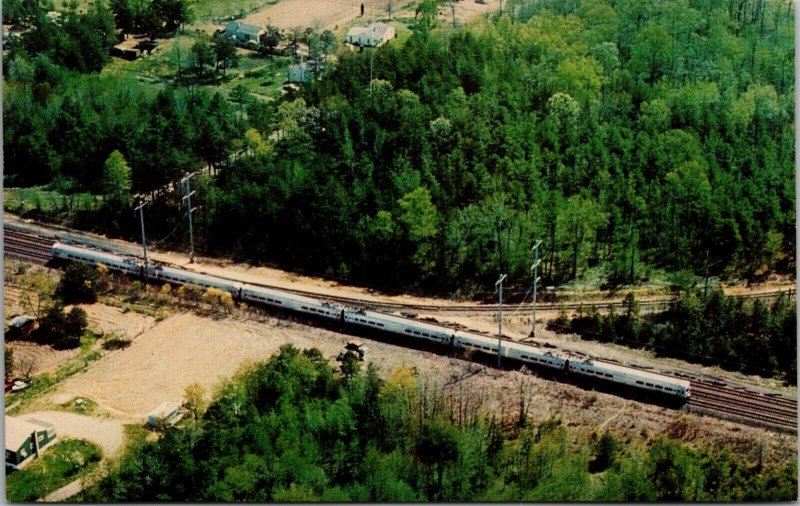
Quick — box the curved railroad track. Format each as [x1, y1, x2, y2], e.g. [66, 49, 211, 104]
[5, 224, 797, 433]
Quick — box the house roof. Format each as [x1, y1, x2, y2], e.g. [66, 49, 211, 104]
[8, 315, 35, 328]
[148, 400, 181, 419]
[225, 21, 264, 37]
[347, 22, 393, 42]
[5, 417, 41, 450]
[346, 26, 368, 37]
[368, 21, 392, 38]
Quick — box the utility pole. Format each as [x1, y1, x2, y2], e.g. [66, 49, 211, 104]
[181, 172, 197, 263]
[495, 273, 507, 368]
[530, 240, 542, 338]
[135, 200, 149, 279]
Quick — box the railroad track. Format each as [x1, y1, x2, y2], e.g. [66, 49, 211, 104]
[5, 224, 797, 433]
[3, 224, 794, 316]
[4, 229, 55, 264]
[685, 380, 797, 432]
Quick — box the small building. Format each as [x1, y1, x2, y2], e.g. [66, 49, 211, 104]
[7, 315, 36, 338]
[147, 400, 182, 429]
[345, 22, 395, 47]
[287, 62, 312, 83]
[224, 21, 265, 44]
[5, 417, 57, 470]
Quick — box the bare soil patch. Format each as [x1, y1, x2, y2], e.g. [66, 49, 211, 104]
[72, 303, 157, 339]
[5, 341, 80, 377]
[243, 0, 390, 30]
[240, 0, 500, 30]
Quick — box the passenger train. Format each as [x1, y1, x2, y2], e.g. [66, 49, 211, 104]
[51, 242, 691, 401]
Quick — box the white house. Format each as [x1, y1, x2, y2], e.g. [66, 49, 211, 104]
[147, 401, 183, 429]
[345, 22, 395, 47]
[224, 21, 265, 44]
[5, 417, 57, 470]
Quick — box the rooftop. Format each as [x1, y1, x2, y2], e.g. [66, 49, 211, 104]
[5, 417, 52, 450]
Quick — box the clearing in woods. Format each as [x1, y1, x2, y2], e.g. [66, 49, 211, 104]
[240, 0, 501, 30]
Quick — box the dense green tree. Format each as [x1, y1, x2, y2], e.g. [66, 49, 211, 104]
[102, 150, 132, 205]
[56, 262, 99, 304]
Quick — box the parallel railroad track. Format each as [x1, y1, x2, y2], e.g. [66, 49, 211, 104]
[4, 229, 55, 264]
[5, 225, 797, 433]
[685, 380, 796, 432]
[3, 225, 794, 316]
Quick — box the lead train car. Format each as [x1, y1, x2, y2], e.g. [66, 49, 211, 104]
[52, 242, 142, 275]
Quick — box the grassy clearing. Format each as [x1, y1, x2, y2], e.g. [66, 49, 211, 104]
[6, 438, 102, 502]
[57, 396, 99, 416]
[4, 187, 100, 215]
[103, 32, 290, 98]
[191, 0, 279, 22]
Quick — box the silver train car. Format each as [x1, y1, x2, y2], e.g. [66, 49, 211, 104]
[241, 284, 342, 321]
[52, 242, 142, 276]
[51, 242, 691, 400]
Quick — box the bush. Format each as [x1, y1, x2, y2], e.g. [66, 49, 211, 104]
[36, 305, 88, 347]
[56, 263, 98, 304]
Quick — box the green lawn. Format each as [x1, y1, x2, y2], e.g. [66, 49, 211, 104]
[191, 0, 279, 22]
[3, 187, 100, 215]
[6, 438, 102, 502]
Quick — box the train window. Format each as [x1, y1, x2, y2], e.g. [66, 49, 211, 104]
[301, 306, 308, 310]
[636, 381, 644, 385]
[378, 323, 384, 327]
[656, 385, 663, 390]
[405, 329, 412, 333]
[605, 374, 612, 378]
[645, 383, 653, 387]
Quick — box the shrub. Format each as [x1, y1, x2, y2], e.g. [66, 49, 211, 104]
[56, 263, 98, 304]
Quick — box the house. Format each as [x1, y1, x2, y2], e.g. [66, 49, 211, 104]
[345, 22, 395, 47]
[224, 21, 265, 45]
[6, 315, 36, 338]
[147, 400, 182, 429]
[5, 417, 57, 470]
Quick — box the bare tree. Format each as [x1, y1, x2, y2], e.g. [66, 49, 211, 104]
[446, 0, 457, 27]
[16, 354, 38, 379]
[20, 270, 57, 320]
[516, 369, 536, 429]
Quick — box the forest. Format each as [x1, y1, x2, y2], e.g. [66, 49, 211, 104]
[78, 345, 797, 501]
[3, 0, 795, 293]
[551, 289, 797, 383]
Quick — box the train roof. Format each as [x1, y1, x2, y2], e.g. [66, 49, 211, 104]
[154, 265, 242, 287]
[241, 284, 332, 306]
[357, 310, 455, 334]
[53, 242, 139, 264]
[589, 360, 691, 387]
